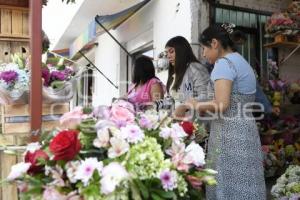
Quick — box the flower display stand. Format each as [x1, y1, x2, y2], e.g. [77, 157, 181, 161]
[0, 103, 69, 200]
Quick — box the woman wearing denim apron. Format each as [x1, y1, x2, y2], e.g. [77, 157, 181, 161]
[175, 24, 266, 199]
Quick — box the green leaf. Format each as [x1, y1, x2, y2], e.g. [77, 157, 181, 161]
[151, 193, 164, 200]
[51, 80, 64, 89]
[151, 189, 176, 199]
[134, 179, 149, 199]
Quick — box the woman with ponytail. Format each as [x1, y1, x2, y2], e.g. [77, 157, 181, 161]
[176, 24, 266, 199]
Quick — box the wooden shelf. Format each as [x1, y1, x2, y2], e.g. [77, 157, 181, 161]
[264, 41, 300, 48]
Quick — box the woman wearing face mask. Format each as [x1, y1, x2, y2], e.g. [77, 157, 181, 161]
[178, 24, 266, 199]
[164, 36, 212, 119]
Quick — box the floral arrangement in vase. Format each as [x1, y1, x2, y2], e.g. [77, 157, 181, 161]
[4, 100, 216, 200]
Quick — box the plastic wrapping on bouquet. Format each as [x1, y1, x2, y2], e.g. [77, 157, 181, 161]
[42, 79, 75, 103]
[0, 86, 29, 105]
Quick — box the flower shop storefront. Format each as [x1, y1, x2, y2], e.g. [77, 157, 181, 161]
[0, 0, 300, 200]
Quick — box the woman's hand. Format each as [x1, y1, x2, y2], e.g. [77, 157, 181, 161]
[173, 104, 189, 120]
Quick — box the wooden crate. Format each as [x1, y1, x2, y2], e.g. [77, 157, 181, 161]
[0, 5, 29, 63]
[1, 103, 70, 135]
[0, 5, 29, 39]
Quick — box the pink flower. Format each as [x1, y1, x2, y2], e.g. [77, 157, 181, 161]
[159, 170, 177, 191]
[112, 100, 135, 113]
[60, 107, 88, 129]
[75, 158, 103, 186]
[166, 142, 190, 172]
[42, 187, 67, 200]
[7, 162, 31, 181]
[121, 124, 144, 144]
[108, 137, 129, 158]
[93, 106, 111, 119]
[139, 115, 154, 129]
[110, 105, 135, 127]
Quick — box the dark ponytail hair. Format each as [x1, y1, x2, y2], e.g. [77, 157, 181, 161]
[165, 36, 199, 92]
[199, 23, 246, 50]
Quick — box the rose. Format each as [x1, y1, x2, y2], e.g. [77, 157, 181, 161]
[110, 105, 134, 127]
[60, 107, 88, 129]
[49, 130, 81, 161]
[180, 121, 194, 136]
[25, 150, 49, 174]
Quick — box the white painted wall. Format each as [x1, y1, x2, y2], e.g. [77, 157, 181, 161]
[93, 33, 120, 106]
[92, 0, 193, 106]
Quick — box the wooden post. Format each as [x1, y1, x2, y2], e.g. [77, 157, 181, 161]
[29, 0, 42, 142]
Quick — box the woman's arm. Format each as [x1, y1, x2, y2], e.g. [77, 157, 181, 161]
[150, 83, 164, 101]
[197, 79, 232, 113]
[191, 63, 212, 101]
[174, 79, 232, 119]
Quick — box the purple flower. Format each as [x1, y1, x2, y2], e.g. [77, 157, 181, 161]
[159, 170, 177, 191]
[50, 71, 65, 81]
[0, 70, 18, 84]
[139, 116, 153, 129]
[42, 68, 50, 86]
[120, 124, 144, 144]
[63, 67, 74, 76]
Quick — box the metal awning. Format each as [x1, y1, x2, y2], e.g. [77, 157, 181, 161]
[68, 0, 150, 58]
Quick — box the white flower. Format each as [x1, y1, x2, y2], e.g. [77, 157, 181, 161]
[7, 162, 31, 181]
[160, 123, 187, 142]
[170, 123, 187, 141]
[121, 124, 144, 144]
[183, 141, 205, 167]
[65, 161, 81, 183]
[25, 142, 41, 153]
[159, 127, 173, 139]
[93, 128, 110, 148]
[108, 137, 129, 158]
[75, 158, 103, 186]
[100, 162, 128, 194]
[109, 127, 124, 139]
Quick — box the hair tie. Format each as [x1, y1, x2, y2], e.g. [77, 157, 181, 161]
[221, 23, 236, 34]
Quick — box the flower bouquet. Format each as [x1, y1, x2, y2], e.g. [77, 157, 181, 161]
[265, 12, 299, 38]
[271, 165, 300, 199]
[0, 54, 29, 105]
[42, 63, 76, 103]
[4, 100, 216, 200]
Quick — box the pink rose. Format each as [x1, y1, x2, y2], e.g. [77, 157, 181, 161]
[110, 105, 135, 127]
[60, 107, 88, 129]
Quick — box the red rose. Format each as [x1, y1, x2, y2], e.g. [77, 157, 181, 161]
[25, 150, 49, 174]
[49, 130, 81, 161]
[180, 121, 194, 136]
